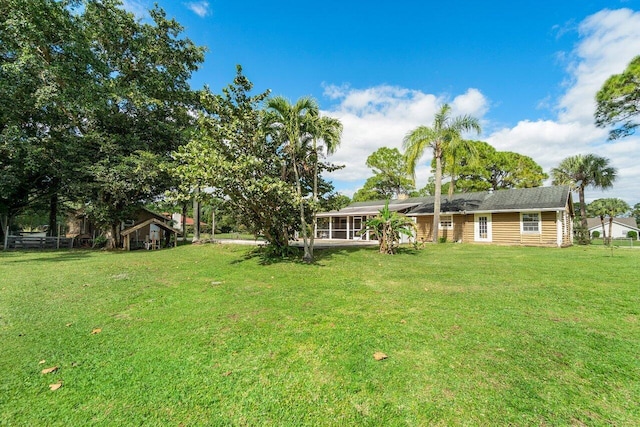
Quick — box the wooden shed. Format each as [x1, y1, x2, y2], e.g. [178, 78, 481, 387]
[121, 218, 178, 251]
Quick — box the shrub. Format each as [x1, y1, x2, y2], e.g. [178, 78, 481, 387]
[591, 230, 600, 238]
[627, 230, 638, 240]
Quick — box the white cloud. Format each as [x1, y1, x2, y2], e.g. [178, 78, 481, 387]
[325, 8, 640, 205]
[323, 87, 489, 192]
[488, 8, 640, 204]
[557, 8, 640, 125]
[185, 1, 210, 17]
[121, 0, 149, 19]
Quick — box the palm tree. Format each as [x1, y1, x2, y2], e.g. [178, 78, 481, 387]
[551, 154, 617, 244]
[403, 104, 481, 242]
[265, 95, 319, 263]
[600, 198, 631, 245]
[309, 115, 342, 258]
[363, 200, 416, 254]
[440, 138, 479, 199]
[587, 199, 609, 242]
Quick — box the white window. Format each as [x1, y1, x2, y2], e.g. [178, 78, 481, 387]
[439, 215, 453, 230]
[521, 212, 540, 233]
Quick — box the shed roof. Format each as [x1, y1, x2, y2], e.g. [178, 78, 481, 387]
[121, 218, 178, 236]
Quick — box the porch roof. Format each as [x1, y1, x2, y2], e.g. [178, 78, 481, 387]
[317, 200, 423, 217]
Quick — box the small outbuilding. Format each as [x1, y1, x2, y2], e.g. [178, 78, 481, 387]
[121, 218, 178, 250]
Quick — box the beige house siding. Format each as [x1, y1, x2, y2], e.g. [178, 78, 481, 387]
[416, 217, 433, 242]
[415, 210, 568, 247]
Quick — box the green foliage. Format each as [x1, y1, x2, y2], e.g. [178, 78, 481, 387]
[627, 230, 637, 240]
[321, 193, 351, 211]
[364, 200, 416, 254]
[436, 140, 547, 192]
[595, 55, 640, 139]
[353, 147, 414, 201]
[174, 68, 296, 253]
[551, 154, 617, 245]
[592, 230, 601, 238]
[0, 0, 205, 246]
[172, 68, 342, 259]
[633, 203, 640, 227]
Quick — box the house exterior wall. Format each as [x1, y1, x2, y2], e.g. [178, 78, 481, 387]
[590, 222, 639, 239]
[414, 210, 568, 247]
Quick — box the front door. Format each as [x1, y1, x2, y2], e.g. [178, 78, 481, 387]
[474, 213, 492, 242]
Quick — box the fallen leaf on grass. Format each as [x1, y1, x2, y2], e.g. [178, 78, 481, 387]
[400, 319, 406, 324]
[91, 328, 102, 335]
[65, 322, 73, 327]
[39, 360, 46, 365]
[222, 371, 232, 377]
[41, 366, 58, 374]
[49, 382, 62, 391]
[373, 352, 388, 361]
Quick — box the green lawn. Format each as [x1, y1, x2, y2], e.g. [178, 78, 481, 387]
[1, 244, 639, 425]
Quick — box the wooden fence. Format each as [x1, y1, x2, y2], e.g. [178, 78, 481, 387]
[4, 235, 73, 250]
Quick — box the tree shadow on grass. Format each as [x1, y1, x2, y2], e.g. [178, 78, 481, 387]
[229, 246, 301, 265]
[228, 243, 424, 266]
[0, 249, 94, 263]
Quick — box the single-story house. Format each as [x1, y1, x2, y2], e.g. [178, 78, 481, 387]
[316, 186, 574, 247]
[587, 217, 640, 240]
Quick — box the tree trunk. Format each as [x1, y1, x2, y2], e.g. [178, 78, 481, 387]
[181, 202, 187, 243]
[600, 215, 606, 243]
[106, 222, 120, 249]
[48, 192, 58, 237]
[193, 189, 201, 242]
[293, 159, 311, 263]
[432, 146, 443, 243]
[608, 217, 614, 246]
[211, 207, 215, 239]
[0, 214, 8, 242]
[578, 186, 590, 244]
[310, 138, 318, 259]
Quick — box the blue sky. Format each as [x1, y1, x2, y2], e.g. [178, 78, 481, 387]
[124, 0, 640, 204]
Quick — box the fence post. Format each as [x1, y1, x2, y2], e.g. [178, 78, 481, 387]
[57, 224, 61, 249]
[3, 226, 8, 250]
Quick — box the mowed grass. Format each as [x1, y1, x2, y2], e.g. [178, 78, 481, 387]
[1, 244, 639, 426]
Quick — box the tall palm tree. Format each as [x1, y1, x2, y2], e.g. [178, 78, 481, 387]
[551, 154, 617, 244]
[403, 104, 481, 242]
[265, 95, 319, 262]
[309, 115, 342, 257]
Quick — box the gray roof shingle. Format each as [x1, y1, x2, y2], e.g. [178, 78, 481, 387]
[407, 186, 571, 215]
[317, 187, 572, 217]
